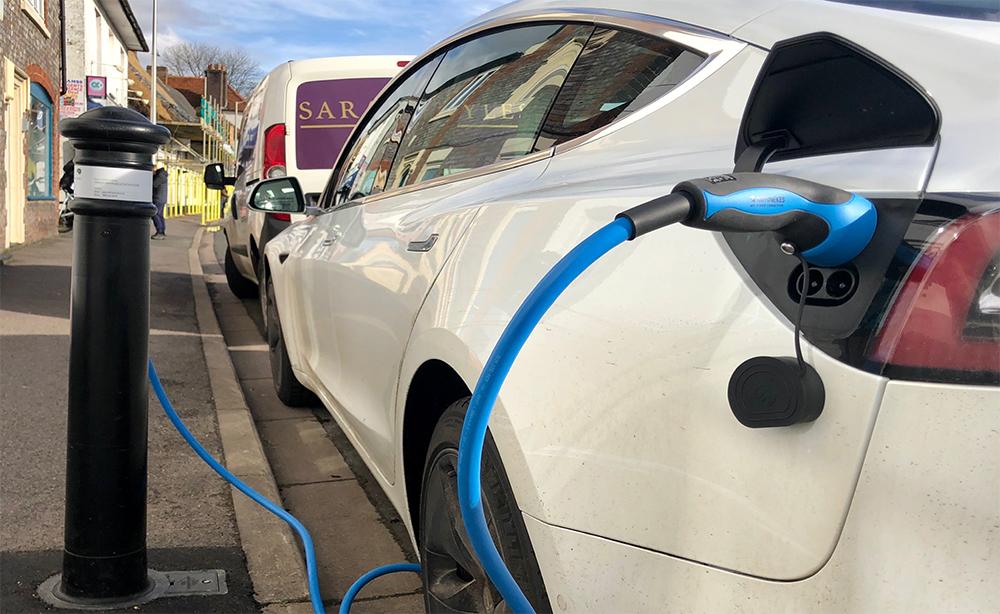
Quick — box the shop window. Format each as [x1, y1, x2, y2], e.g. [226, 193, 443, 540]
[28, 82, 54, 200]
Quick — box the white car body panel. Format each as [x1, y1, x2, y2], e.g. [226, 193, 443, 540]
[524, 381, 1000, 613]
[260, 0, 998, 609]
[400, 44, 936, 579]
[732, 0, 1000, 193]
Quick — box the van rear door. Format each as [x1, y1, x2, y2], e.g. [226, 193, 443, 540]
[285, 57, 410, 197]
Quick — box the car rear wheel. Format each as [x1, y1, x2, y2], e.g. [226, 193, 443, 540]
[265, 276, 315, 407]
[225, 247, 258, 299]
[420, 398, 550, 614]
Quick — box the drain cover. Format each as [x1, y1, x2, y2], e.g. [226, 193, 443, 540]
[164, 569, 228, 596]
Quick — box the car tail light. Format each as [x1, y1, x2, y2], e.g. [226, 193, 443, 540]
[263, 123, 286, 179]
[271, 212, 292, 222]
[397, 60, 409, 67]
[869, 210, 999, 381]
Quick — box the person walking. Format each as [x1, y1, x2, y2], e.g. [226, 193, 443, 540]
[58, 159, 76, 233]
[152, 165, 168, 240]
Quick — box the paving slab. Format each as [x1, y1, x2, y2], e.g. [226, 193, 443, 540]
[220, 313, 266, 335]
[225, 326, 273, 348]
[258, 419, 353, 485]
[262, 593, 425, 614]
[351, 593, 426, 613]
[282, 481, 422, 601]
[241, 378, 314, 422]
[231, 348, 274, 380]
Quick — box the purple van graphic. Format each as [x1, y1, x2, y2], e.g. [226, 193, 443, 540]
[295, 78, 390, 170]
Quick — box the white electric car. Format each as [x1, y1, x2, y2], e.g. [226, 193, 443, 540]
[255, 1, 999, 611]
[206, 56, 410, 298]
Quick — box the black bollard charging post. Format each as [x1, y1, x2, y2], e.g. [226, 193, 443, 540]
[40, 107, 170, 608]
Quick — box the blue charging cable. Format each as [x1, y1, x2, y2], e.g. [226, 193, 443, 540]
[457, 216, 636, 614]
[338, 562, 421, 614]
[148, 360, 328, 614]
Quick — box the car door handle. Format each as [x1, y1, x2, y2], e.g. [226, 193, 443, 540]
[321, 226, 343, 246]
[407, 234, 439, 252]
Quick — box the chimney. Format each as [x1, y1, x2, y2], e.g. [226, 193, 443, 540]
[146, 65, 168, 82]
[205, 63, 228, 109]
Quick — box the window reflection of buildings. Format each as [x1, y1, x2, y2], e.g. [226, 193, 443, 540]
[388, 26, 591, 191]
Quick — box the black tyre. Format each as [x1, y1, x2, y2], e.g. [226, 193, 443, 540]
[224, 247, 258, 299]
[420, 398, 550, 614]
[265, 276, 315, 407]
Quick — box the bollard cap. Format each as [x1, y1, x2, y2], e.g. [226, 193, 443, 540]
[61, 107, 170, 150]
[62, 108, 169, 217]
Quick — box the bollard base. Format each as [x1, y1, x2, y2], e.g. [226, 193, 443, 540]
[37, 569, 229, 610]
[37, 570, 167, 611]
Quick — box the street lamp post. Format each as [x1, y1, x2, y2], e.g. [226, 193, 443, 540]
[150, 0, 157, 124]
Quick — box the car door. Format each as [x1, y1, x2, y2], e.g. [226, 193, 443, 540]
[296, 23, 597, 482]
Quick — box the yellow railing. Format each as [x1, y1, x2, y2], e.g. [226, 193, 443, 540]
[163, 167, 226, 227]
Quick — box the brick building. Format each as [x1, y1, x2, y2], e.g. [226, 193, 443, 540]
[165, 63, 245, 128]
[1, 0, 64, 251]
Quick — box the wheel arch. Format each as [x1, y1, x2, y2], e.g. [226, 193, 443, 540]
[401, 359, 472, 539]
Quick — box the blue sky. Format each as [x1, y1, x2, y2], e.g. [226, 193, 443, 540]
[133, 0, 513, 74]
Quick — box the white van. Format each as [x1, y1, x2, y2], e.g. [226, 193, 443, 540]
[210, 56, 410, 297]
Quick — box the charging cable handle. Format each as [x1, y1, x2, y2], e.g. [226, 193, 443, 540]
[619, 172, 877, 267]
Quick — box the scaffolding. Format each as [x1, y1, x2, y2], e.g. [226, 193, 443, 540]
[161, 97, 236, 227]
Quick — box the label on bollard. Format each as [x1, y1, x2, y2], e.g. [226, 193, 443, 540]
[74, 165, 153, 202]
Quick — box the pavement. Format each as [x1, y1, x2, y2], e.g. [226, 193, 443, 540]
[205, 230, 423, 613]
[0, 217, 256, 612]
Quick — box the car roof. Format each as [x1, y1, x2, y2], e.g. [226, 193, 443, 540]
[467, 0, 998, 45]
[282, 55, 413, 77]
[461, 0, 999, 191]
[466, 0, 787, 36]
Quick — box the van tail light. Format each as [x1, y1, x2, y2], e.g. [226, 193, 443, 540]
[397, 60, 409, 67]
[869, 210, 999, 381]
[263, 123, 286, 179]
[270, 213, 292, 222]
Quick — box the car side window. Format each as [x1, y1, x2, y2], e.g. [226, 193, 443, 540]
[533, 27, 706, 150]
[330, 57, 442, 206]
[385, 23, 594, 190]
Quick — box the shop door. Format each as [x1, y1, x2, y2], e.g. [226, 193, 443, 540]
[4, 64, 27, 247]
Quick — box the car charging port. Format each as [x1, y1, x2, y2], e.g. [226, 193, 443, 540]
[826, 269, 857, 299]
[789, 264, 858, 306]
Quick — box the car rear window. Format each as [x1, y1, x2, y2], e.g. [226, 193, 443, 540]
[385, 23, 594, 189]
[534, 27, 706, 150]
[295, 78, 390, 170]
